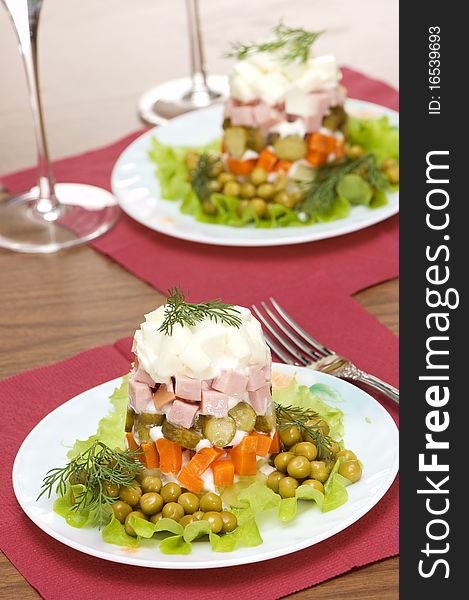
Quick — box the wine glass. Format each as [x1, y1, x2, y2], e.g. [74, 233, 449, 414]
[137, 0, 228, 125]
[0, 0, 119, 254]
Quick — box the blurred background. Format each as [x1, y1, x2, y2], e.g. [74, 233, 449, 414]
[0, 0, 398, 175]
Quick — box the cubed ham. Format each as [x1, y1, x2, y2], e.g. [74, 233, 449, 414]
[153, 384, 176, 411]
[247, 364, 268, 391]
[202, 379, 213, 390]
[129, 379, 153, 412]
[304, 113, 323, 133]
[175, 375, 202, 402]
[167, 399, 199, 429]
[253, 103, 284, 130]
[231, 105, 256, 127]
[133, 367, 155, 386]
[248, 384, 272, 416]
[200, 390, 229, 417]
[212, 370, 248, 396]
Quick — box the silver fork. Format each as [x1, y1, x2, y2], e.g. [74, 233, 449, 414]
[252, 297, 399, 405]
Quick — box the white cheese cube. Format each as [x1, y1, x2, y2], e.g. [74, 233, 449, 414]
[281, 61, 309, 82]
[180, 343, 211, 374]
[229, 74, 257, 102]
[232, 60, 263, 86]
[257, 72, 291, 104]
[226, 330, 251, 360]
[295, 68, 323, 93]
[312, 55, 340, 85]
[248, 52, 279, 73]
[285, 87, 315, 117]
[194, 326, 227, 361]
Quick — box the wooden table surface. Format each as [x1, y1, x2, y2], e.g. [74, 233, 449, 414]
[0, 208, 398, 598]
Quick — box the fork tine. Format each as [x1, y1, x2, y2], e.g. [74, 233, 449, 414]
[252, 304, 309, 366]
[261, 301, 321, 361]
[262, 331, 304, 366]
[269, 297, 333, 356]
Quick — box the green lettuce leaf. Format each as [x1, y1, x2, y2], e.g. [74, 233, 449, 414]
[159, 535, 192, 555]
[128, 514, 184, 538]
[183, 520, 212, 542]
[347, 116, 399, 161]
[102, 515, 140, 547]
[67, 376, 129, 459]
[53, 484, 95, 528]
[322, 458, 350, 512]
[369, 187, 389, 209]
[278, 497, 297, 522]
[237, 481, 281, 513]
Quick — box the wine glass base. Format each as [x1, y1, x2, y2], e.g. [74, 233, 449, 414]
[137, 75, 229, 125]
[0, 183, 120, 254]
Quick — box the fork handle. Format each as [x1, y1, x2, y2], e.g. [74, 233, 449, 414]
[355, 372, 399, 404]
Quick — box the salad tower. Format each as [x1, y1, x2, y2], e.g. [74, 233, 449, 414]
[126, 288, 277, 494]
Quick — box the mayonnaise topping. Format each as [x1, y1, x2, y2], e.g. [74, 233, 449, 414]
[132, 304, 271, 383]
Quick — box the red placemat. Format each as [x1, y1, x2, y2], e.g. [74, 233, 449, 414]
[2, 68, 399, 598]
[1, 338, 398, 600]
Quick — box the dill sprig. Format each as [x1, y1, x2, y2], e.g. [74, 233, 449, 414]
[191, 153, 213, 202]
[38, 441, 143, 527]
[299, 153, 388, 217]
[275, 403, 335, 461]
[158, 287, 242, 336]
[227, 22, 323, 64]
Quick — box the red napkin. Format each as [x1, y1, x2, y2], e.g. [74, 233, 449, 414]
[1, 68, 399, 598]
[1, 339, 398, 600]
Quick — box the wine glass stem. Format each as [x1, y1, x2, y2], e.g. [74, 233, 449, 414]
[16, 3, 59, 213]
[185, 0, 209, 94]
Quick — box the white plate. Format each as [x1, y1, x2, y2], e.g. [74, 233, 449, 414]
[13, 364, 398, 569]
[111, 100, 399, 247]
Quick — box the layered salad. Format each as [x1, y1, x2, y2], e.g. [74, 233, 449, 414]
[126, 291, 276, 494]
[40, 290, 363, 554]
[150, 23, 399, 228]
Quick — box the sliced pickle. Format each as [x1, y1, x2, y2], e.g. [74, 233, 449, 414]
[193, 414, 207, 433]
[228, 402, 256, 432]
[274, 135, 307, 161]
[224, 127, 248, 158]
[134, 412, 165, 427]
[125, 408, 135, 432]
[255, 405, 276, 433]
[203, 416, 236, 447]
[162, 419, 203, 450]
[247, 127, 267, 153]
[134, 423, 152, 443]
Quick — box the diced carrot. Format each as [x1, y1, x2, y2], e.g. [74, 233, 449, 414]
[273, 159, 292, 173]
[125, 431, 138, 451]
[251, 432, 273, 457]
[229, 444, 258, 476]
[178, 469, 204, 494]
[269, 431, 281, 454]
[156, 438, 182, 475]
[140, 442, 160, 469]
[184, 447, 224, 477]
[256, 148, 278, 172]
[239, 435, 259, 453]
[335, 140, 345, 159]
[229, 435, 260, 476]
[306, 150, 328, 167]
[211, 459, 235, 487]
[226, 156, 257, 176]
[307, 132, 337, 154]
